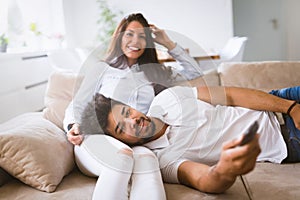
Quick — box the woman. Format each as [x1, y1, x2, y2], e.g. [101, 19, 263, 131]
[63, 13, 203, 200]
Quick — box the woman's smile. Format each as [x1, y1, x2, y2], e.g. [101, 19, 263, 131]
[127, 46, 141, 52]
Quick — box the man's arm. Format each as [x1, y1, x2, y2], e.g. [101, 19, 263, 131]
[177, 134, 261, 193]
[196, 86, 300, 129]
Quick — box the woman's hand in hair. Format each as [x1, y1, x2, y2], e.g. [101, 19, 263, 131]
[150, 24, 176, 50]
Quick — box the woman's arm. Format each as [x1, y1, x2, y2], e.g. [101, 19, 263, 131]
[150, 24, 176, 51]
[150, 24, 202, 80]
[63, 62, 109, 138]
[168, 45, 203, 80]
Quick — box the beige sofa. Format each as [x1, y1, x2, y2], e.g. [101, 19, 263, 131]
[0, 61, 300, 200]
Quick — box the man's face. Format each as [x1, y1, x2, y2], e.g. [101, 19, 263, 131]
[106, 104, 156, 145]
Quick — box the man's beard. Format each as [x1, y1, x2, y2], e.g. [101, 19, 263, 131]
[133, 119, 156, 146]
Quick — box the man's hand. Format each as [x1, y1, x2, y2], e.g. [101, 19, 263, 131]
[67, 123, 84, 145]
[177, 133, 261, 194]
[215, 134, 261, 180]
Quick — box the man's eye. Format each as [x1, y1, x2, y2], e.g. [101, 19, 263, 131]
[118, 125, 124, 135]
[125, 109, 130, 117]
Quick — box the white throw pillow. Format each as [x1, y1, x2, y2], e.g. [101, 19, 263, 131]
[0, 112, 74, 192]
[43, 71, 82, 130]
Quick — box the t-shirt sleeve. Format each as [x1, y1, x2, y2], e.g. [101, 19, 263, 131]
[160, 159, 188, 184]
[147, 86, 198, 120]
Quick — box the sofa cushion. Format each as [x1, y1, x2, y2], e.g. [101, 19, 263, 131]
[243, 162, 300, 199]
[0, 112, 74, 192]
[218, 61, 300, 92]
[43, 71, 83, 130]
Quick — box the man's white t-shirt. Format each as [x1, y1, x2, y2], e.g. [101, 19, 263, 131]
[145, 86, 287, 183]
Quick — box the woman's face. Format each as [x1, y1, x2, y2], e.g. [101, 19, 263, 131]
[121, 21, 147, 66]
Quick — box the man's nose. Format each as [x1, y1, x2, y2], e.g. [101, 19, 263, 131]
[124, 118, 138, 129]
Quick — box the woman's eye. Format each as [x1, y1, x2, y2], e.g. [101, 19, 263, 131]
[139, 35, 146, 39]
[125, 32, 133, 37]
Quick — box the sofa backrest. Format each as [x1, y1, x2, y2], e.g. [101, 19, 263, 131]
[43, 61, 300, 129]
[218, 61, 300, 92]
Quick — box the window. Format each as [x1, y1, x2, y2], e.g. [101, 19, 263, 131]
[0, 0, 65, 52]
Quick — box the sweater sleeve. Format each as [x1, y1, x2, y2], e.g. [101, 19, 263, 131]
[63, 62, 109, 132]
[168, 44, 203, 80]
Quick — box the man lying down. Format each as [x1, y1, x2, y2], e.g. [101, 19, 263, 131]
[85, 85, 300, 193]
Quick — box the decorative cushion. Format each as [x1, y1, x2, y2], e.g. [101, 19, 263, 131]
[43, 71, 82, 130]
[0, 112, 74, 192]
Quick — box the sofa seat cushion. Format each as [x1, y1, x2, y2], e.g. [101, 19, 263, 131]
[243, 162, 300, 199]
[0, 168, 96, 200]
[0, 112, 74, 192]
[0, 168, 248, 200]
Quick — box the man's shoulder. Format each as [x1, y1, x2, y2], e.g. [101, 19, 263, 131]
[148, 86, 197, 117]
[157, 86, 196, 99]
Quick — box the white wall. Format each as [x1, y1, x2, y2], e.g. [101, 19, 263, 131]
[63, 0, 234, 56]
[62, 0, 99, 49]
[286, 0, 300, 60]
[232, 0, 300, 61]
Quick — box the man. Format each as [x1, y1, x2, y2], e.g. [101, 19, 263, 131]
[93, 85, 300, 193]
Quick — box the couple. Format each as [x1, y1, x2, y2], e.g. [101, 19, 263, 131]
[64, 12, 300, 199]
[90, 85, 300, 194]
[64, 13, 204, 200]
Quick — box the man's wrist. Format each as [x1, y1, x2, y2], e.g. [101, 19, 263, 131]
[211, 164, 237, 183]
[287, 101, 297, 116]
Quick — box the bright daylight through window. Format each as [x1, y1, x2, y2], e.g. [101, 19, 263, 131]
[0, 0, 65, 53]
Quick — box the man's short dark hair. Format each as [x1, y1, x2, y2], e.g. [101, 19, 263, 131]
[94, 93, 123, 134]
[79, 95, 103, 135]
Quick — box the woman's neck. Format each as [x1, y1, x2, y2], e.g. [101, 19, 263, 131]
[127, 59, 138, 67]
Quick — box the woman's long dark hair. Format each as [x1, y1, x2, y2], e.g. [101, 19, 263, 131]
[104, 13, 176, 95]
